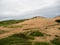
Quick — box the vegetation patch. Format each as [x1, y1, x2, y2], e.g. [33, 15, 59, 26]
[34, 42, 51, 45]
[55, 19, 60, 23]
[29, 31, 44, 37]
[0, 33, 32, 45]
[0, 19, 29, 26]
[55, 35, 59, 37]
[51, 37, 60, 45]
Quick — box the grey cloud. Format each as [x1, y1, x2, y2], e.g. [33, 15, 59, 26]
[0, 0, 60, 20]
[17, 5, 60, 19]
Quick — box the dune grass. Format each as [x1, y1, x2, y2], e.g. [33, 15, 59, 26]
[34, 42, 51, 45]
[0, 33, 32, 45]
[29, 31, 44, 37]
[51, 37, 60, 45]
[0, 32, 51, 45]
[23, 28, 44, 37]
[0, 19, 29, 26]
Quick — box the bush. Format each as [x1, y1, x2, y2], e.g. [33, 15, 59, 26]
[55, 35, 59, 37]
[51, 38, 60, 45]
[29, 31, 44, 37]
[55, 20, 60, 23]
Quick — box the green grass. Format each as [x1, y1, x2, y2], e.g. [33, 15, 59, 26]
[0, 33, 32, 45]
[29, 31, 44, 37]
[51, 37, 60, 45]
[24, 30, 44, 37]
[34, 42, 51, 45]
[0, 30, 53, 45]
[0, 19, 29, 26]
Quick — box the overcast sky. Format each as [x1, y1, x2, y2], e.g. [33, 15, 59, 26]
[0, 0, 60, 20]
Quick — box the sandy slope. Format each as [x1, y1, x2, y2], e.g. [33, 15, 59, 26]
[0, 16, 60, 42]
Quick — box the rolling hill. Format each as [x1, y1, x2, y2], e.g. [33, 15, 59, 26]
[0, 16, 60, 45]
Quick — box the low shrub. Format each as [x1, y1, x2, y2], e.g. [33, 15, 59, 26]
[29, 31, 44, 37]
[0, 33, 32, 45]
[51, 37, 60, 45]
[55, 20, 60, 23]
[55, 35, 59, 37]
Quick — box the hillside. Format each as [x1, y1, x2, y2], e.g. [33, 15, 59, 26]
[0, 16, 60, 45]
